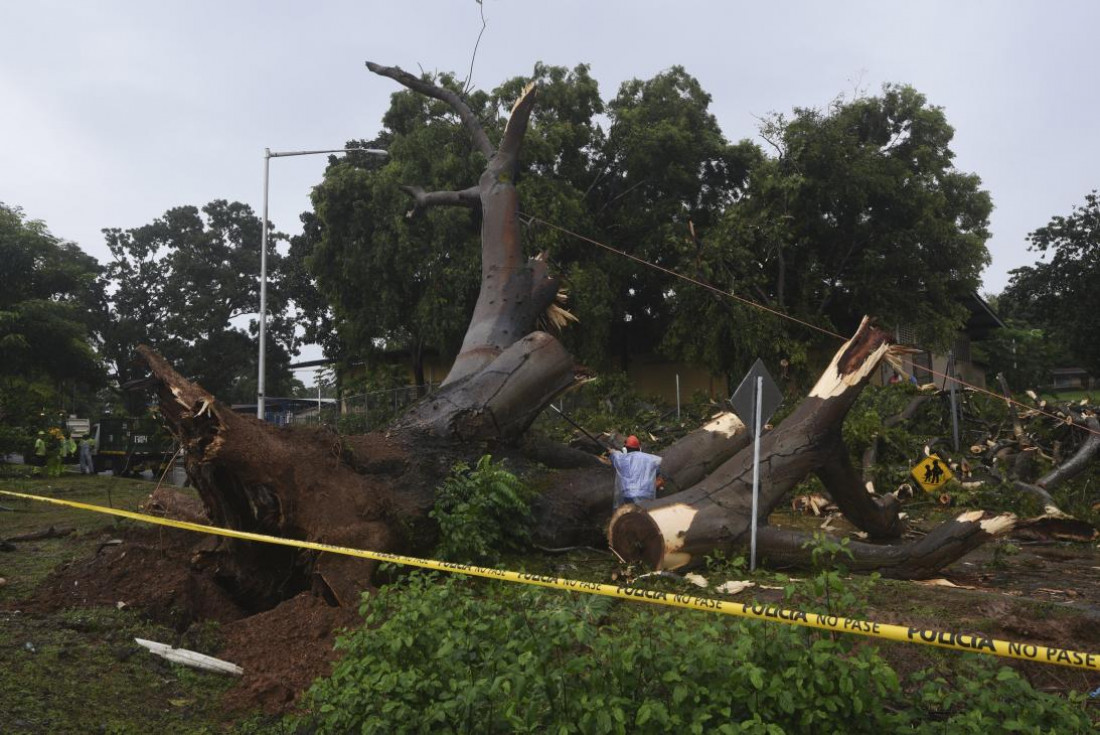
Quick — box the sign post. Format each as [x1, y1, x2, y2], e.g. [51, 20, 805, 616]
[730, 359, 783, 571]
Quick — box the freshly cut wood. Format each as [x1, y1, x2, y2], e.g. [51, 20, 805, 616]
[135, 638, 243, 676]
[609, 318, 900, 569]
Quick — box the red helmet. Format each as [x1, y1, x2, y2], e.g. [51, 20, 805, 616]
[625, 435, 641, 449]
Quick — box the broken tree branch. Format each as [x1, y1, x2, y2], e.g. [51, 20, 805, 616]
[366, 61, 494, 157]
[400, 185, 482, 213]
[1036, 415, 1100, 491]
[4, 525, 75, 542]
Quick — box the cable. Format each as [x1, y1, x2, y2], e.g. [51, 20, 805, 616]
[521, 214, 1100, 440]
[524, 214, 846, 342]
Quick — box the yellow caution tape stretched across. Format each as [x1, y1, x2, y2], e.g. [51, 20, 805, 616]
[2, 488, 1097, 672]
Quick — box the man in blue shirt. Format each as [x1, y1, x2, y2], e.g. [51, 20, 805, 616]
[611, 435, 663, 508]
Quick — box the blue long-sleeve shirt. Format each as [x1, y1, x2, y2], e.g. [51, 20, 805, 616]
[611, 450, 663, 506]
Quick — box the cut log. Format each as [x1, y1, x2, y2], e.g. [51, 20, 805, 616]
[609, 317, 898, 569]
[528, 411, 751, 547]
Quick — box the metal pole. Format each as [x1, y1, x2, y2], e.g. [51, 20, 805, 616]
[256, 146, 386, 422]
[257, 148, 271, 420]
[948, 350, 960, 452]
[675, 374, 681, 422]
[750, 376, 763, 571]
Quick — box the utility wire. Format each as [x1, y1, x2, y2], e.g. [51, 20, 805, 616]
[521, 213, 1100, 440]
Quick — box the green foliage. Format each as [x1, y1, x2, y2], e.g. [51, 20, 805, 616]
[840, 383, 933, 492]
[430, 455, 535, 564]
[100, 200, 301, 403]
[802, 532, 863, 616]
[0, 203, 105, 447]
[303, 68, 991, 392]
[972, 320, 1069, 392]
[299, 574, 1093, 733]
[908, 658, 1093, 733]
[1002, 191, 1100, 378]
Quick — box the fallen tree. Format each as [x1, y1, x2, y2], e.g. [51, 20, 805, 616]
[606, 319, 1015, 577]
[131, 62, 1027, 610]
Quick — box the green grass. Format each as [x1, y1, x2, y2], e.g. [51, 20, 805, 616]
[0, 606, 236, 733]
[0, 471, 237, 734]
[0, 471, 156, 598]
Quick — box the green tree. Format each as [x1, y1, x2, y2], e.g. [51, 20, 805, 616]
[666, 85, 992, 385]
[0, 204, 104, 450]
[101, 200, 300, 404]
[973, 320, 1068, 391]
[304, 126, 482, 388]
[574, 66, 760, 372]
[305, 64, 757, 378]
[1001, 191, 1100, 377]
[304, 74, 990, 392]
[305, 64, 610, 384]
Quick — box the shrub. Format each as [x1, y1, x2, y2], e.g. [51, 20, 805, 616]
[429, 455, 534, 564]
[298, 574, 1092, 733]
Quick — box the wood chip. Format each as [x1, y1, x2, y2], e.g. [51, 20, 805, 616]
[915, 578, 975, 589]
[715, 580, 754, 595]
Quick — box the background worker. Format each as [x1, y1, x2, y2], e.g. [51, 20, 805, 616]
[33, 431, 47, 466]
[63, 433, 77, 464]
[79, 434, 95, 475]
[611, 435, 663, 508]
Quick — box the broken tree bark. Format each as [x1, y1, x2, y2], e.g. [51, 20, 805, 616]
[607, 318, 1015, 576]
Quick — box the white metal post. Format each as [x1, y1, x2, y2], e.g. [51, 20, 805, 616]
[750, 376, 763, 571]
[257, 148, 271, 420]
[255, 146, 387, 422]
[948, 349, 960, 452]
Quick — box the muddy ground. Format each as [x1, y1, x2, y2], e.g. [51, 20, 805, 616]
[3, 484, 1099, 718]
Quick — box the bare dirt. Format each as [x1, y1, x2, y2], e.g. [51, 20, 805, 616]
[5, 509, 1100, 717]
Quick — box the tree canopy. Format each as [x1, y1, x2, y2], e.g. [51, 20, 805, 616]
[304, 68, 992, 389]
[101, 200, 300, 403]
[1001, 191, 1100, 378]
[0, 203, 104, 448]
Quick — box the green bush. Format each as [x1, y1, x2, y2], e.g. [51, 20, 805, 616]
[429, 455, 534, 564]
[296, 574, 1094, 733]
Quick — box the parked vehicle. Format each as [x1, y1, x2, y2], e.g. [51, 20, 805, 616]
[91, 417, 176, 476]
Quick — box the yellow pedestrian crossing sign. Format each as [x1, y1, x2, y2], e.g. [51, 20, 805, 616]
[912, 454, 954, 493]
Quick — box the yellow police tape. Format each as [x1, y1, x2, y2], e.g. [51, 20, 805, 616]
[3, 488, 1098, 672]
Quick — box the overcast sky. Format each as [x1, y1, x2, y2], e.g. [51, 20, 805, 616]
[4, 1, 1097, 368]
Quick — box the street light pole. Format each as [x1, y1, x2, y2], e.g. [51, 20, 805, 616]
[257, 149, 271, 419]
[257, 146, 387, 421]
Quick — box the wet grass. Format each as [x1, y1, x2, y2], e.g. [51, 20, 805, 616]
[0, 470, 156, 598]
[1, 606, 236, 733]
[0, 470, 236, 734]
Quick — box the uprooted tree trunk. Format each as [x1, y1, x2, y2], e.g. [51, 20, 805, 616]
[131, 63, 1022, 611]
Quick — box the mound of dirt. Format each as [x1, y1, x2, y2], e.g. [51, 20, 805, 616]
[12, 526, 243, 626]
[219, 592, 359, 713]
[7, 524, 360, 715]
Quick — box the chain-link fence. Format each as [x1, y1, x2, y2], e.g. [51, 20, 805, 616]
[291, 383, 442, 433]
